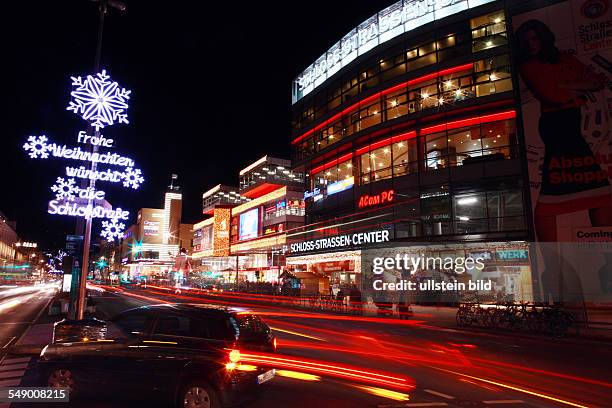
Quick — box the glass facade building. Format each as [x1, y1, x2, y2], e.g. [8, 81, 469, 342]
[287, 0, 536, 300]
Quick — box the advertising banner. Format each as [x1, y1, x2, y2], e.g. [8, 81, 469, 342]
[512, 0, 612, 307]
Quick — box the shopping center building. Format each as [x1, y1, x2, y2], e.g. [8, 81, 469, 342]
[118, 186, 193, 281]
[192, 156, 306, 284]
[287, 0, 540, 300]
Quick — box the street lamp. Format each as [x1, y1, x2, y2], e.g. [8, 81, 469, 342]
[75, 0, 127, 321]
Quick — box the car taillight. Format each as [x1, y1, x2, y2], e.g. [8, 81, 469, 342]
[226, 349, 241, 371]
[273, 337, 277, 351]
[229, 349, 241, 363]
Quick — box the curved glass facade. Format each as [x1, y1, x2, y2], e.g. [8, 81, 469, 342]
[290, 3, 528, 242]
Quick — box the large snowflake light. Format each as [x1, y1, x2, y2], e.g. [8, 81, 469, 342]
[67, 70, 131, 131]
[122, 167, 144, 189]
[23, 135, 50, 159]
[101, 218, 125, 242]
[51, 177, 78, 201]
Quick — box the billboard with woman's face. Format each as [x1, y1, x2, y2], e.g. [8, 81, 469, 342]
[512, 0, 612, 304]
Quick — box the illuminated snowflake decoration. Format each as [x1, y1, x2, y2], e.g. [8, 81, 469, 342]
[50, 177, 78, 201]
[67, 70, 131, 131]
[23, 135, 50, 159]
[101, 218, 125, 242]
[122, 167, 144, 189]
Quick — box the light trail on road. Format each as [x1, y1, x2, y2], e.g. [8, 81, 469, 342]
[240, 351, 415, 390]
[350, 384, 411, 401]
[92, 285, 612, 408]
[431, 366, 592, 408]
[269, 326, 327, 342]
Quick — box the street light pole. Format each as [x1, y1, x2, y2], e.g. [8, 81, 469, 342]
[75, 0, 125, 320]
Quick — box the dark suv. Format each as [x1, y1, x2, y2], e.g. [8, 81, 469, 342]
[39, 304, 277, 408]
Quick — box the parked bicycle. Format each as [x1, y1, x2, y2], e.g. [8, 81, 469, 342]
[456, 301, 575, 336]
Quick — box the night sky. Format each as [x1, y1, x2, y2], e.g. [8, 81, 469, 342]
[3, 0, 391, 249]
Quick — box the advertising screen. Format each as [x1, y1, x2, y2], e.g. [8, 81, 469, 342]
[239, 208, 259, 240]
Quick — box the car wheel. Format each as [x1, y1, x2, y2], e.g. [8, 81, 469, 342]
[180, 381, 220, 408]
[47, 368, 77, 396]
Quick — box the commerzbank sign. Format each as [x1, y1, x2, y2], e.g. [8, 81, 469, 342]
[292, 0, 494, 103]
[290, 230, 390, 253]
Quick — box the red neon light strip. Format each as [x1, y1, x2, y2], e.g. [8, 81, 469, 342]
[355, 130, 416, 156]
[309, 110, 515, 175]
[291, 63, 473, 145]
[420, 110, 516, 135]
[309, 151, 354, 176]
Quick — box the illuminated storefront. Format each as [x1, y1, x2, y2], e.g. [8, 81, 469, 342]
[191, 157, 305, 284]
[230, 184, 305, 283]
[120, 188, 192, 281]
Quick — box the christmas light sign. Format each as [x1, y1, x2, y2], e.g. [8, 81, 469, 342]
[23, 70, 141, 241]
[66, 70, 131, 131]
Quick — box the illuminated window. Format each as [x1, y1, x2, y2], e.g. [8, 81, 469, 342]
[313, 158, 352, 190]
[471, 11, 507, 52]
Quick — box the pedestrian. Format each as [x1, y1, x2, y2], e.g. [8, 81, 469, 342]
[349, 284, 362, 315]
[336, 288, 345, 310]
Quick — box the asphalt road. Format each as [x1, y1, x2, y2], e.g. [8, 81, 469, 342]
[0, 284, 56, 360]
[6, 285, 612, 408]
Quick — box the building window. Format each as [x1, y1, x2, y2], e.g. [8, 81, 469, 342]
[453, 183, 525, 234]
[313, 158, 352, 190]
[471, 11, 507, 52]
[423, 119, 516, 171]
[292, 54, 513, 160]
[359, 138, 417, 184]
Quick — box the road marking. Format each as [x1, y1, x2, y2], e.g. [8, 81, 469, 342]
[0, 370, 25, 379]
[0, 363, 28, 372]
[483, 400, 525, 405]
[1, 357, 31, 365]
[379, 404, 449, 408]
[270, 326, 326, 341]
[0, 379, 21, 386]
[460, 378, 499, 391]
[0, 322, 32, 325]
[1, 337, 17, 348]
[424, 389, 455, 399]
[428, 366, 590, 408]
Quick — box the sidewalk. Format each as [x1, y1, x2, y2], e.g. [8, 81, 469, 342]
[400, 304, 612, 342]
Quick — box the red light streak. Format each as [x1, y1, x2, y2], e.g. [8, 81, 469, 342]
[239, 351, 414, 390]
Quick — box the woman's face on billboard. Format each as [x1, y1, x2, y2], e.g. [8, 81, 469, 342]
[523, 29, 542, 56]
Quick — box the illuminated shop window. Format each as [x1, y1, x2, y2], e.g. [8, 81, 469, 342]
[474, 54, 512, 97]
[453, 185, 525, 234]
[359, 138, 417, 184]
[263, 199, 305, 221]
[385, 88, 409, 119]
[421, 185, 452, 236]
[471, 11, 507, 52]
[313, 158, 352, 190]
[423, 119, 516, 171]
